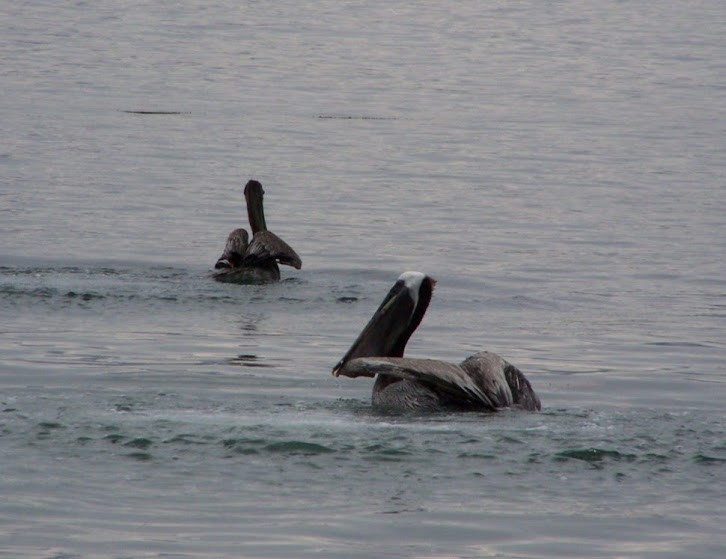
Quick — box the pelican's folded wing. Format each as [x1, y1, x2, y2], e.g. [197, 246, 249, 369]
[215, 228, 249, 269]
[242, 230, 302, 269]
[341, 357, 498, 410]
[460, 352, 540, 411]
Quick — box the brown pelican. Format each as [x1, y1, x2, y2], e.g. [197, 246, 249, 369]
[214, 180, 302, 283]
[332, 272, 541, 412]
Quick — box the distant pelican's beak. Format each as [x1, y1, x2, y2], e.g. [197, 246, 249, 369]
[244, 180, 267, 234]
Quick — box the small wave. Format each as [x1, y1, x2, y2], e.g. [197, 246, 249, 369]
[264, 441, 335, 455]
[126, 451, 152, 461]
[222, 437, 266, 455]
[1, 285, 58, 299]
[164, 434, 214, 446]
[123, 437, 153, 450]
[0, 262, 242, 308]
[122, 110, 190, 115]
[37, 421, 65, 439]
[555, 447, 637, 464]
[693, 453, 725, 465]
[65, 291, 106, 301]
[361, 442, 412, 461]
[221, 437, 335, 456]
[316, 114, 398, 120]
[37, 421, 63, 428]
[646, 341, 712, 348]
[227, 354, 277, 368]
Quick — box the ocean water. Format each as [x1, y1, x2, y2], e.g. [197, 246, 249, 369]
[1, 1, 724, 558]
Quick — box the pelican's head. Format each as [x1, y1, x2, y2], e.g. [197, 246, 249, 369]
[243, 179, 264, 199]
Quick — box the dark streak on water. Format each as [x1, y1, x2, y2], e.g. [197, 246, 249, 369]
[122, 111, 189, 116]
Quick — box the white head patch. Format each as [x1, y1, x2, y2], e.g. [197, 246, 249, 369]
[398, 271, 426, 308]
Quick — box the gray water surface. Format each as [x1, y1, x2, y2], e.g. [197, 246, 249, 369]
[1, 1, 724, 558]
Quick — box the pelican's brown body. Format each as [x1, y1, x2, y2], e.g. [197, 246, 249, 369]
[332, 272, 540, 413]
[214, 180, 302, 283]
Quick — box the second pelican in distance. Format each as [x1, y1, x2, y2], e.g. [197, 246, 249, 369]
[214, 179, 302, 283]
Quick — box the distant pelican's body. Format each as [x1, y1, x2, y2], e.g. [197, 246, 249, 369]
[332, 272, 540, 412]
[213, 180, 301, 283]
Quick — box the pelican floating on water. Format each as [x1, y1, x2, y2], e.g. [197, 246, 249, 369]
[214, 180, 302, 283]
[332, 272, 541, 412]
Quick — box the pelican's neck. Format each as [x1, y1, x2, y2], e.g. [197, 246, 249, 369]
[245, 182, 268, 234]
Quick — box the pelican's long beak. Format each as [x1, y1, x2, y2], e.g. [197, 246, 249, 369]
[332, 273, 430, 378]
[244, 180, 267, 234]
